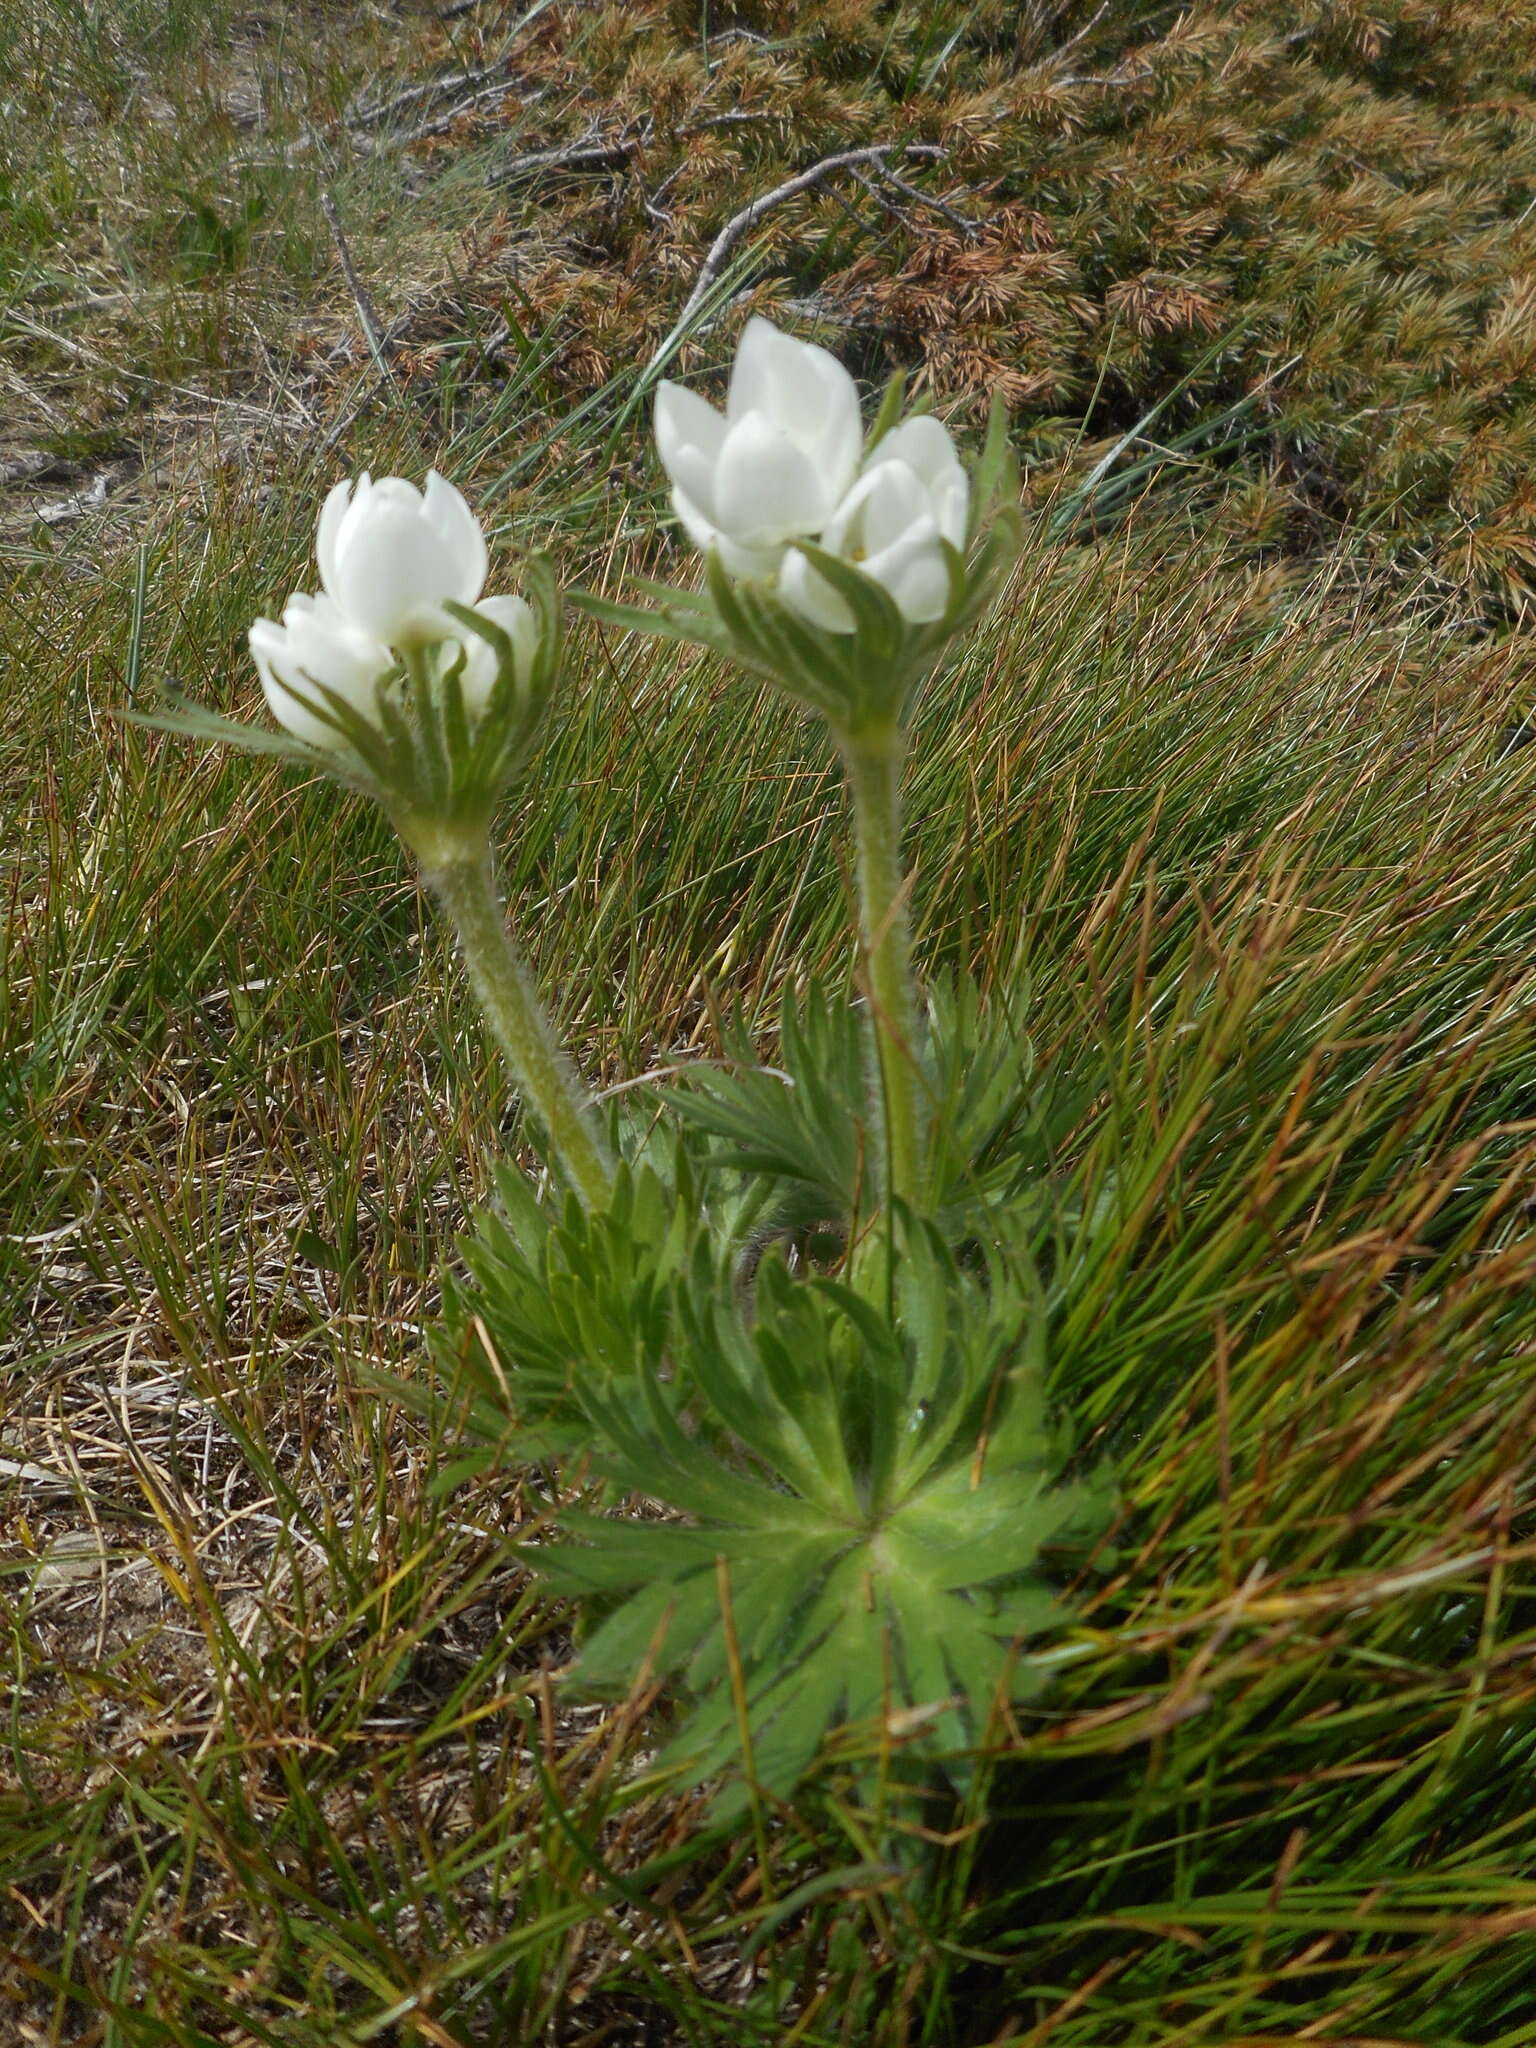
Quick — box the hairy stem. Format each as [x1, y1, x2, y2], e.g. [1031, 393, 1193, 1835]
[424, 846, 615, 1211]
[838, 722, 924, 1210]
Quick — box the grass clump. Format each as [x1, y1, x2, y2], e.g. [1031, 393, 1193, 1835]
[8, 497, 1536, 2040]
[4, 1, 1536, 2043]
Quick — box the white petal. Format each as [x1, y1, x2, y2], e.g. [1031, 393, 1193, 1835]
[654, 381, 728, 514]
[718, 534, 785, 579]
[666, 438, 726, 525]
[477, 592, 538, 653]
[670, 484, 722, 557]
[449, 594, 539, 715]
[330, 504, 469, 644]
[934, 472, 970, 548]
[864, 518, 948, 622]
[725, 319, 812, 428]
[726, 317, 796, 423]
[868, 416, 962, 490]
[315, 475, 359, 600]
[728, 318, 864, 493]
[369, 477, 426, 513]
[860, 419, 966, 544]
[714, 413, 835, 542]
[248, 616, 290, 697]
[258, 671, 336, 750]
[250, 615, 338, 748]
[779, 547, 855, 633]
[452, 634, 498, 714]
[671, 487, 784, 578]
[423, 470, 488, 603]
[852, 461, 932, 556]
[823, 468, 872, 557]
[885, 549, 952, 623]
[821, 465, 885, 557]
[283, 593, 391, 704]
[796, 346, 864, 497]
[472, 594, 540, 697]
[872, 418, 970, 545]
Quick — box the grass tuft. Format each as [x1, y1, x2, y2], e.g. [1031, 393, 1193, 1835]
[6, 2, 1536, 2042]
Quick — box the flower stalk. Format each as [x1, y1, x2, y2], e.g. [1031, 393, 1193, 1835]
[421, 838, 615, 1212]
[837, 719, 923, 1210]
[150, 465, 613, 1210]
[578, 320, 1024, 1218]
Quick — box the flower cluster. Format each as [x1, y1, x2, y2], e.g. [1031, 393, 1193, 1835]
[250, 472, 538, 750]
[653, 318, 970, 633]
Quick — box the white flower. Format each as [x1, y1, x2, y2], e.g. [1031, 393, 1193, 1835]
[450, 595, 541, 715]
[779, 416, 970, 633]
[654, 317, 864, 579]
[316, 470, 489, 647]
[249, 593, 393, 749]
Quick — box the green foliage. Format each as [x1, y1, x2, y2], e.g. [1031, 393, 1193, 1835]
[445, 1158, 1111, 1812]
[666, 973, 1079, 1236]
[11, 468, 1536, 2037]
[435, 972, 1109, 1814]
[439, 1153, 709, 1465]
[667, 980, 868, 1222]
[167, 174, 278, 284]
[546, 1222, 1110, 1809]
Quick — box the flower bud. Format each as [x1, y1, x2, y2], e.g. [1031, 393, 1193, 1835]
[248, 593, 393, 750]
[584, 341, 1018, 742]
[779, 417, 969, 633]
[317, 470, 490, 648]
[654, 317, 864, 579]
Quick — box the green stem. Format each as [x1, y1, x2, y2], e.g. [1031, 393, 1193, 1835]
[423, 846, 616, 1211]
[838, 723, 924, 1210]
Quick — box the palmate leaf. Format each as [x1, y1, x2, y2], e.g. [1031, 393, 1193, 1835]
[544, 1448, 1099, 1809]
[437, 1157, 707, 1460]
[664, 973, 1088, 1240]
[533, 1221, 1114, 1810]
[434, 1107, 816, 1470]
[662, 980, 867, 1223]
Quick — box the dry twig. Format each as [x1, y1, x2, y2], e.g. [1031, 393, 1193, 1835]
[385, 77, 537, 148]
[1049, 0, 1112, 66]
[648, 142, 946, 375]
[350, 63, 503, 131]
[318, 189, 393, 381]
[874, 164, 982, 236]
[486, 130, 643, 190]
